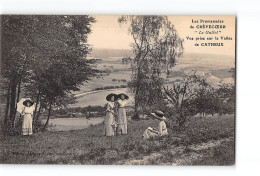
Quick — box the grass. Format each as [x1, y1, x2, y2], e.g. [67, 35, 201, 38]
[0, 114, 234, 165]
[191, 139, 235, 165]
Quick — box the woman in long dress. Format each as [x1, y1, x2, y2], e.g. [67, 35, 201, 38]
[104, 93, 117, 136]
[143, 110, 168, 139]
[116, 93, 129, 135]
[21, 99, 34, 136]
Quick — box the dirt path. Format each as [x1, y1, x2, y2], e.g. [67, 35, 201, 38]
[116, 137, 233, 165]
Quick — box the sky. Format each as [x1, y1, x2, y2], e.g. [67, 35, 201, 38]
[88, 15, 235, 56]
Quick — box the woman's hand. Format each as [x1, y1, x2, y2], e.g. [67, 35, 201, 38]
[148, 128, 159, 134]
[21, 107, 25, 115]
[106, 109, 116, 116]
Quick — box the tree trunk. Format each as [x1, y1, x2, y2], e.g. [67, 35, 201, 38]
[33, 104, 42, 128]
[134, 66, 142, 119]
[4, 81, 11, 125]
[43, 101, 52, 131]
[14, 79, 21, 112]
[33, 91, 40, 122]
[9, 79, 17, 128]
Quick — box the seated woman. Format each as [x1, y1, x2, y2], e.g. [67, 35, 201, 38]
[143, 110, 168, 139]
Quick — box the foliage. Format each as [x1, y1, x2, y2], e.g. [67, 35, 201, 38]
[216, 83, 235, 115]
[163, 72, 207, 126]
[53, 105, 106, 118]
[163, 71, 235, 126]
[1, 15, 98, 132]
[121, 57, 133, 65]
[118, 15, 183, 118]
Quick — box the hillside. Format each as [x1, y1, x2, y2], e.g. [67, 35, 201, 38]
[89, 49, 235, 69]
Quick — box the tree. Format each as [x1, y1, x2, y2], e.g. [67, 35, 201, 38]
[216, 83, 235, 115]
[1, 15, 36, 129]
[163, 72, 208, 126]
[193, 84, 218, 117]
[1, 15, 98, 132]
[118, 15, 183, 118]
[214, 67, 235, 115]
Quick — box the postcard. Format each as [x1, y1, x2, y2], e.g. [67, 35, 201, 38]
[0, 15, 235, 165]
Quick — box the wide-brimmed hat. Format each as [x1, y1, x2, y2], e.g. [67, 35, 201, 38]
[23, 99, 34, 107]
[151, 110, 166, 121]
[106, 93, 117, 102]
[117, 93, 129, 100]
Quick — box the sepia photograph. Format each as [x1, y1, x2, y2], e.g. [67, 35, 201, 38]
[0, 15, 235, 165]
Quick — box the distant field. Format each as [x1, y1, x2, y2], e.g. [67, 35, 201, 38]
[176, 53, 235, 70]
[71, 52, 235, 107]
[72, 88, 134, 107]
[0, 114, 234, 165]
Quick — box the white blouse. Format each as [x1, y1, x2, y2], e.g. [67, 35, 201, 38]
[106, 102, 115, 111]
[117, 99, 127, 108]
[21, 107, 34, 115]
[158, 121, 168, 136]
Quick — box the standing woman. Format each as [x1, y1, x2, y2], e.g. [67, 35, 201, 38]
[116, 93, 129, 135]
[21, 99, 34, 136]
[105, 93, 117, 136]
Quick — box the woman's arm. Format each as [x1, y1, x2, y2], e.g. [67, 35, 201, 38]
[105, 103, 116, 115]
[158, 122, 163, 136]
[21, 107, 25, 115]
[148, 127, 159, 134]
[105, 103, 110, 112]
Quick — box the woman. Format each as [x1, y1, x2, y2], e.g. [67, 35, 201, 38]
[116, 93, 129, 135]
[105, 93, 117, 136]
[143, 110, 168, 139]
[21, 99, 34, 136]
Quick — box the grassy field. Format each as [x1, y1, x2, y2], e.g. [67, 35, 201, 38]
[0, 114, 234, 165]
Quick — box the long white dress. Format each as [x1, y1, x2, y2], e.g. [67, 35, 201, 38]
[143, 120, 168, 139]
[116, 99, 127, 134]
[21, 107, 34, 135]
[105, 102, 115, 136]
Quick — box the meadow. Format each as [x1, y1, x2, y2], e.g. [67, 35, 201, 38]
[0, 114, 234, 165]
[0, 51, 235, 165]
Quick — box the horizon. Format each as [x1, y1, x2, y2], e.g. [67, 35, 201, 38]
[89, 47, 236, 58]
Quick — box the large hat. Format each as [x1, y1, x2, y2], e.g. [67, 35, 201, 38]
[117, 93, 129, 100]
[106, 93, 117, 102]
[151, 110, 166, 121]
[17, 98, 35, 114]
[22, 99, 34, 107]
